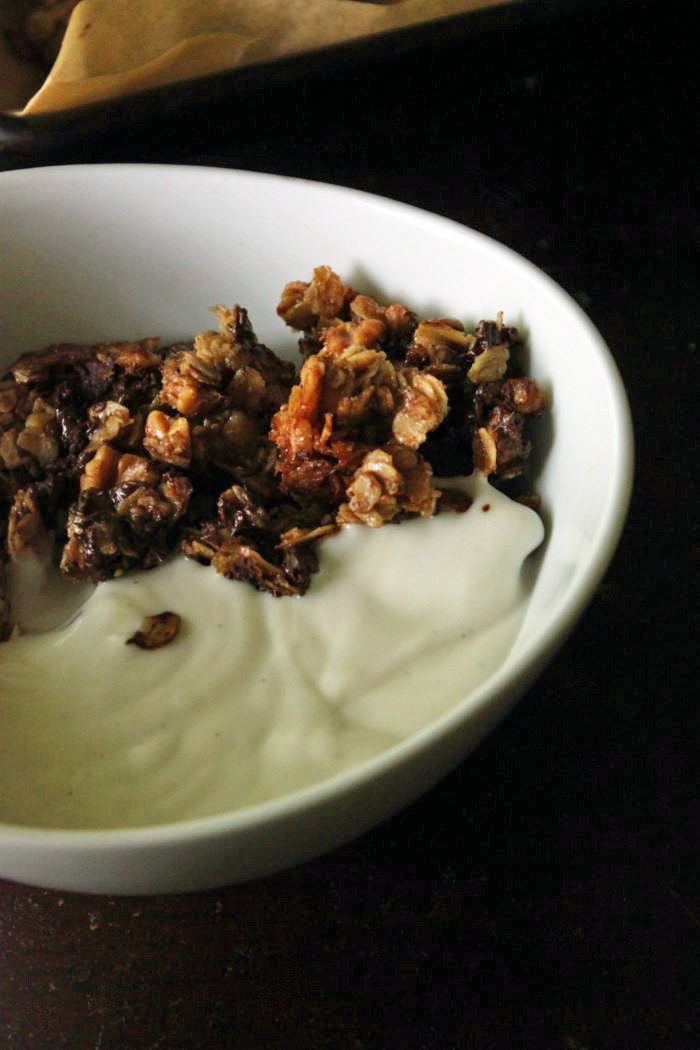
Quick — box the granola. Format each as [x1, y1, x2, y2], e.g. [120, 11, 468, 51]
[0, 268, 546, 634]
[126, 612, 182, 650]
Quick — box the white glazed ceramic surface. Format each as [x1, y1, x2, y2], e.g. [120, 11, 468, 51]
[0, 166, 633, 894]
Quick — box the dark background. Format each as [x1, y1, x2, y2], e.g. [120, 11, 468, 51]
[1, 1, 698, 1047]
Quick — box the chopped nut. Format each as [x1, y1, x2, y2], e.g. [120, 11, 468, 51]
[117, 454, 161, 488]
[143, 411, 192, 468]
[80, 444, 120, 491]
[127, 612, 181, 650]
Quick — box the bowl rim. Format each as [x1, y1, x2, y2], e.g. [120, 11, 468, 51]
[0, 163, 634, 846]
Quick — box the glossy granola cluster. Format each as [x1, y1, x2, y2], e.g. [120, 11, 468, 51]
[0, 267, 545, 637]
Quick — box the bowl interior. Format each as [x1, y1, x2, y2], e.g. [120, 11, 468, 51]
[0, 164, 631, 667]
[0, 166, 632, 887]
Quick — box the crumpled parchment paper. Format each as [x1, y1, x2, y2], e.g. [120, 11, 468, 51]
[9, 0, 511, 115]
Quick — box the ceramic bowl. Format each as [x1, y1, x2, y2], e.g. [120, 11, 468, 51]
[0, 165, 633, 893]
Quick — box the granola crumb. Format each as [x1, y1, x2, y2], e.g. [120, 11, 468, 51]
[126, 612, 182, 650]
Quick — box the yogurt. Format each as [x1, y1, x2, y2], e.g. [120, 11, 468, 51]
[0, 473, 543, 829]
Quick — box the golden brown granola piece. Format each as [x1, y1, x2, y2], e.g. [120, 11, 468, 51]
[87, 401, 134, 449]
[349, 294, 417, 346]
[160, 349, 224, 417]
[337, 445, 439, 527]
[61, 471, 192, 582]
[6, 487, 44, 558]
[270, 323, 447, 502]
[467, 342, 510, 384]
[277, 266, 352, 331]
[126, 612, 181, 650]
[323, 317, 387, 357]
[13, 397, 59, 467]
[143, 411, 192, 468]
[215, 305, 296, 415]
[160, 305, 293, 422]
[183, 535, 299, 597]
[392, 369, 449, 449]
[278, 523, 339, 548]
[473, 427, 498, 475]
[405, 318, 476, 385]
[116, 454, 161, 488]
[278, 267, 418, 361]
[80, 444, 121, 491]
[269, 347, 390, 498]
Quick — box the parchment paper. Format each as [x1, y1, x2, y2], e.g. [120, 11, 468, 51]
[11, 0, 512, 116]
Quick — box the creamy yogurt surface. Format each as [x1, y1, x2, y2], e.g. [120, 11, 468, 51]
[0, 473, 542, 829]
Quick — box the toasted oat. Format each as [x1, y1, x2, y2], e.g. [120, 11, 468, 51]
[337, 445, 439, 527]
[392, 369, 449, 449]
[467, 342, 510, 384]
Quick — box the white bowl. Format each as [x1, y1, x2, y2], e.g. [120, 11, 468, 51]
[0, 165, 633, 894]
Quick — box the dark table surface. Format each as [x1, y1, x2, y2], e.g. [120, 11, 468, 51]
[1, 2, 698, 1047]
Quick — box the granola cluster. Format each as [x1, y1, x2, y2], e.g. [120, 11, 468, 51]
[0, 267, 546, 637]
[274, 265, 545, 489]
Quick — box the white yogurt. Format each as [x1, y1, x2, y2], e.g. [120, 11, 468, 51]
[0, 473, 542, 829]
